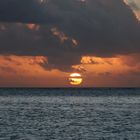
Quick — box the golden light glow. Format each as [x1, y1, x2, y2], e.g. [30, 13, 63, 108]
[69, 73, 83, 85]
[70, 73, 81, 77]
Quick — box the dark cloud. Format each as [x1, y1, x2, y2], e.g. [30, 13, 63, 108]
[0, 0, 47, 23]
[0, 0, 140, 71]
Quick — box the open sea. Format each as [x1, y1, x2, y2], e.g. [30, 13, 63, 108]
[0, 88, 140, 140]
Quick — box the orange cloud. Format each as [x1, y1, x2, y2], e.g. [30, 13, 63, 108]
[73, 55, 140, 87]
[0, 55, 69, 87]
[0, 54, 139, 87]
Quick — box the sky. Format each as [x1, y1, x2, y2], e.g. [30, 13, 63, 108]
[0, 0, 140, 87]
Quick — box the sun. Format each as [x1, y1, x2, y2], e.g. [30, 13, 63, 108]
[69, 73, 83, 85]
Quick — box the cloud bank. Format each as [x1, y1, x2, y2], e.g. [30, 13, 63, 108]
[0, 0, 140, 71]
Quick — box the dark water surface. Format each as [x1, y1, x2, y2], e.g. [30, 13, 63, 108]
[0, 88, 140, 140]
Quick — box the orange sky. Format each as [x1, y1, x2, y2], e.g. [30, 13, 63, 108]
[0, 54, 139, 87]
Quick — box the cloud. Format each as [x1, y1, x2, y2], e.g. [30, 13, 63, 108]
[0, 0, 47, 23]
[0, 0, 140, 71]
[0, 66, 17, 73]
[124, 0, 140, 20]
[124, 0, 140, 10]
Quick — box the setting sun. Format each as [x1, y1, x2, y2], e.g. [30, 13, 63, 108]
[69, 73, 83, 85]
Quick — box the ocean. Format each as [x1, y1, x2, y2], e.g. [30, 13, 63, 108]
[0, 88, 140, 140]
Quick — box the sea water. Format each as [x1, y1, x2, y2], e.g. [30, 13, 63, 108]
[0, 88, 140, 140]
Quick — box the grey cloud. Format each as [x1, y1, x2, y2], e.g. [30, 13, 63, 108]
[0, 0, 46, 23]
[0, 0, 140, 71]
